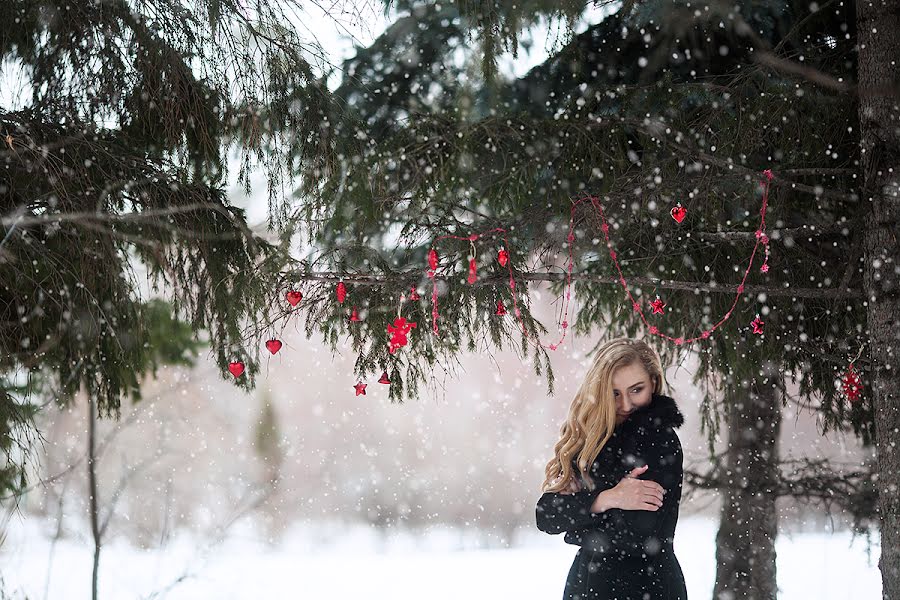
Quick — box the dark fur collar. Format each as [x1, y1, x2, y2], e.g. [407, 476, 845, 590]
[626, 392, 685, 429]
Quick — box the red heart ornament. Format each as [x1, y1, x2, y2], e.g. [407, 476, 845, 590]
[286, 291, 303, 306]
[265, 339, 282, 354]
[670, 204, 687, 223]
[228, 361, 245, 378]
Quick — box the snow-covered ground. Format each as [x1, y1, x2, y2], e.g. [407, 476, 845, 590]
[1, 515, 881, 599]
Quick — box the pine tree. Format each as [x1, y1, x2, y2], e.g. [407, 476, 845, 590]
[276, 0, 882, 597]
[0, 0, 333, 498]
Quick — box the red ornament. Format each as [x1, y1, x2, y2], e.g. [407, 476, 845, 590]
[336, 281, 347, 304]
[349, 306, 361, 322]
[409, 287, 421, 301]
[842, 363, 863, 402]
[498, 248, 509, 267]
[467, 257, 477, 284]
[761, 263, 770, 273]
[750, 314, 765, 335]
[650, 296, 666, 314]
[496, 300, 507, 315]
[378, 371, 391, 384]
[427, 248, 438, 276]
[387, 316, 417, 354]
[670, 203, 687, 223]
[286, 291, 303, 306]
[265, 339, 282, 354]
[354, 382, 367, 396]
[228, 361, 245, 378]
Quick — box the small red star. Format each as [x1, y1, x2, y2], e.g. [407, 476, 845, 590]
[760, 263, 769, 273]
[354, 382, 367, 396]
[750, 315, 765, 335]
[650, 297, 666, 314]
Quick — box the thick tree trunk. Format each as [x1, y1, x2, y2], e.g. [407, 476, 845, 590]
[857, 2, 900, 598]
[713, 381, 781, 600]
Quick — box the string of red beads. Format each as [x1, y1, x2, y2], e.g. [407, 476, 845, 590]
[426, 170, 774, 350]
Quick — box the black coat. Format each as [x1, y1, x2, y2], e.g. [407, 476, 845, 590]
[535, 393, 688, 599]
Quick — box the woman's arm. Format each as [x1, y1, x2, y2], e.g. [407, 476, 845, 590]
[535, 488, 608, 534]
[534, 470, 620, 535]
[579, 428, 684, 557]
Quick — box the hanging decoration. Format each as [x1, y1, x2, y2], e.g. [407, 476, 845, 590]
[427, 248, 438, 277]
[427, 248, 439, 333]
[286, 290, 303, 306]
[236, 172, 778, 391]
[467, 240, 478, 284]
[387, 316, 417, 354]
[750, 314, 765, 335]
[228, 361, 245, 378]
[423, 169, 773, 350]
[841, 363, 863, 403]
[498, 248, 509, 267]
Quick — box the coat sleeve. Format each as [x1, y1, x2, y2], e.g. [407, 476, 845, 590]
[577, 427, 684, 557]
[534, 467, 621, 535]
[535, 487, 608, 534]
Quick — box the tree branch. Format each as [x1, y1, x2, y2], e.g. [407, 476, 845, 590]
[284, 269, 863, 298]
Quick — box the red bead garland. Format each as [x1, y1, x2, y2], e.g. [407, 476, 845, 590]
[425, 169, 774, 349]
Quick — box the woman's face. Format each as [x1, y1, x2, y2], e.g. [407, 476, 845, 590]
[612, 362, 655, 425]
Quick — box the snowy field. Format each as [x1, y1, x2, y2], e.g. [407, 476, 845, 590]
[1, 515, 881, 599]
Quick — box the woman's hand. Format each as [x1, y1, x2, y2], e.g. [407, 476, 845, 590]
[591, 465, 665, 513]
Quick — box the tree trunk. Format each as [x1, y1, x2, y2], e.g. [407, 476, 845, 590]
[87, 396, 101, 600]
[857, 2, 900, 598]
[713, 381, 781, 600]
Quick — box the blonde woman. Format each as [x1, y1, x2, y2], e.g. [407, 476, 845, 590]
[536, 337, 688, 599]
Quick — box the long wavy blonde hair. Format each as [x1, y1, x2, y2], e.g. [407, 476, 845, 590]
[540, 337, 668, 493]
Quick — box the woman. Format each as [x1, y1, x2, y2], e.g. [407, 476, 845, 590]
[535, 337, 688, 600]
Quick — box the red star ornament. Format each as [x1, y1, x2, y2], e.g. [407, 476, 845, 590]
[750, 314, 765, 335]
[650, 296, 666, 314]
[354, 382, 367, 396]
